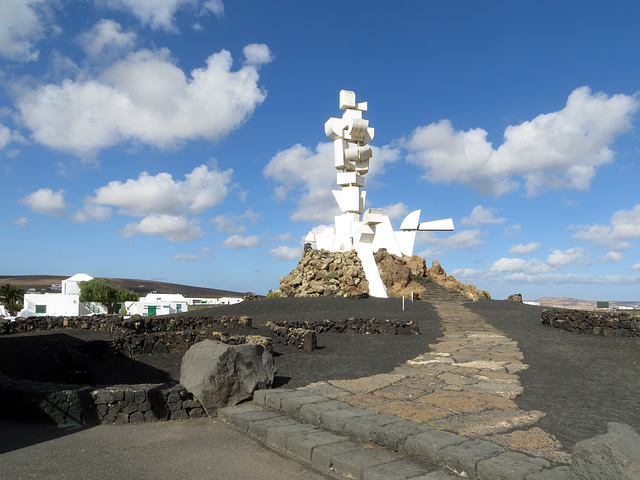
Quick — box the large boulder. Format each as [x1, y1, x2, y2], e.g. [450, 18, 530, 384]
[180, 340, 275, 416]
[572, 422, 640, 480]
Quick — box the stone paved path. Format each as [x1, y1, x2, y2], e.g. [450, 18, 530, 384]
[299, 301, 572, 465]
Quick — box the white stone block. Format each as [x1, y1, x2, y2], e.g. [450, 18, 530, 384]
[400, 210, 421, 230]
[337, 172, 364, 187]
[395, 230, 418, 257]
[339, 90, 356, 109]
[325, 117, 347, 141]
[362, 208, 383, 225]
[356, 101, 368, 112]
[418, 218, 455, 231]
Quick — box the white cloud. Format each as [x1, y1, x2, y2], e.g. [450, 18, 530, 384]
[243, 43, 273, 66]
[94, 0, 224, 31]
[119, 214, 202, 241]
[222, 234, 260, 249]
[19, 188, 67, 216]
[509, 242, 541, 255]
[382, 202, 409, 220]
[0, 0, 48, 61]
[418, 229, 485, 258]
[0, 123, 12, 149]
[404, 87, 639, 196]
[461, 205, 507, 226]
[72, 204, 112, 223]
[490, 257, 527, 273]
[212, 208, 258, 233]
[572, 203, 640, 251]
[82, 164, 233, 217]
[269, 245, 302, 260]
[263, 142, 400, 223]
[546, 247, 586, 267]
[18, 45, 271, 158]
[79, 20, 136, 59]
[12, 217, 29, 227]
[173, 253, 200, 261]
[632, 263, 640, 271]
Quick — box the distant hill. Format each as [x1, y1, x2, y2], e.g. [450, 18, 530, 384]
[533, 297, 597, 309]
[0, 275, 248, 298]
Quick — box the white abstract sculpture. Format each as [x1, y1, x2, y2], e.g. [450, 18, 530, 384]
[305, 90, 454, 298]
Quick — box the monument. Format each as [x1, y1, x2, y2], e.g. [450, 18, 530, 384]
[304, 90, 455, 298]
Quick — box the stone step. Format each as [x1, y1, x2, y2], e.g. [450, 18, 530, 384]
[219, 389, 572, 480]
[414, 279, 470, 303]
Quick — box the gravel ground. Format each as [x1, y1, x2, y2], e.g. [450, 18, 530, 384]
[467, 299, 640, 450]
[4, 296, 640, 451]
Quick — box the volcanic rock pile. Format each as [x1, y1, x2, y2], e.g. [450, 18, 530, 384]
[278, 244, 487, 301]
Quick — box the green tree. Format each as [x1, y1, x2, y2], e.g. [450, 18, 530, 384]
[0, 283, 25, 316]
[79, 279, 138, 314]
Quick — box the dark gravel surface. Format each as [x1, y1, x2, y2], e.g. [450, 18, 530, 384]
[4, 296, 640, 452]
[467, 299, 640, 450]
[0, 297, 442, 389]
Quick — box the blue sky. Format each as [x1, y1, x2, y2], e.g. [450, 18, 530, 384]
[2, 1, 640, 301]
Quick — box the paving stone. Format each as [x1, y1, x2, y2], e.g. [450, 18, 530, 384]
[320, 406, 375, 433]
[332, 446, 398, 480]
[218, 402, 265, 424]
[373, 399, 454, 423]
[310, 439, 362, 470]
[246, 414, 298, 437]
[525, 466, 578, 480]
[417, 390, 517, 414]
[362, 459, 430, 480]
[431, 409, 545, 437]
[280, 393, 329, 416]
[485, 428, 571, 464]
[285, 430, 347, 462]
[342, 413, 405, 443]
[265, 423, 318, 450]
[223, 408, 282, 431]
[409, 472, 460, 479]
[439, 439, 505, 480]
[401, 430, 468, 466]
[373, 384, 429, 400]
[330, 373, 407, 394]
[476, 451, 549, 480]
[297, 381, 351, 398]
[370, 418, 435, 451]
[253, 388, 302, 409]
[298, 399, 353, 426]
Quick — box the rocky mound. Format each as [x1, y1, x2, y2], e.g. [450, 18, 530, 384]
[277, 245, 488, 301]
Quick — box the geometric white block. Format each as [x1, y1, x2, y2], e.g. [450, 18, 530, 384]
[400, 210, 421, 230]
[418, 218, 455, 231]
[395, 230, 418, 257]
[340, 90, 356, 110]
[362, 208, 383, 225]
[337, 172, 364, 187]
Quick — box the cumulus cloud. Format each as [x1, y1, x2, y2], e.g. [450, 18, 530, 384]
[212, 208, 258, 233]
[269, 245, 303, 260]
[633, 263, 640, 271]
[382, 202, 409, 220]
[79, 164, 233, 218]
[509, 242, 541, 255]
[18, 45, 271, 158]
[13, 217, 29, 228]
[0, 0, 48, 61]
[119, 214, 202, 241]
[79, 19, 137, 59]
[94, 0, 224, 31]
[461, 205, 507, 226]
[571, 203, 640, 251]
[19, 188, 67, 216]
[404, 87, 639, 196]
[243, 43, 273, 65]
[173, 253, 200, 261]
[418, 229, 485, 258]
[546, 247, 586, 267]
[263, 142, 400, 223]
[222, 234, 260, 249]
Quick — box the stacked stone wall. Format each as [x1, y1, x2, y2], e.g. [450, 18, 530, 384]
[541, 308, 640, 337]
[0, 374, 204, 426]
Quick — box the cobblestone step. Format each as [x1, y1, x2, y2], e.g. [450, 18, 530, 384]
[415, 280, 470, 303]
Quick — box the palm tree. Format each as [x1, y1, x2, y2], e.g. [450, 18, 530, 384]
[0, 283, 25, 316]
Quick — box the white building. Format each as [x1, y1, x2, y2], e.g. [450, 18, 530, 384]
[122, 293, 189, 316]
[186, 296, 243, 306]
[18, 273, 100, 317]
